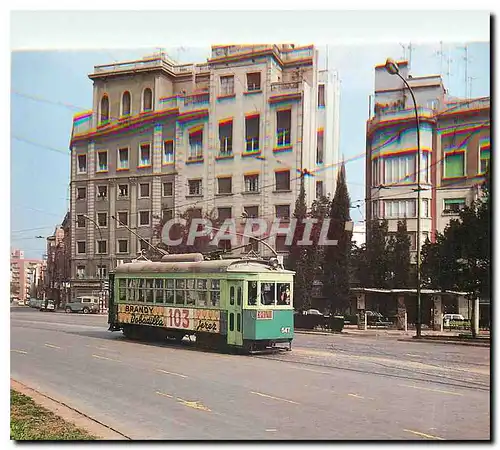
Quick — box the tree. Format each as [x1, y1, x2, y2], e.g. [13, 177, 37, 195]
[287, 176, 314, 312]
[322, 163, 352, 314]
[388, 219, 412, 288]
[364, 218, 392, 288]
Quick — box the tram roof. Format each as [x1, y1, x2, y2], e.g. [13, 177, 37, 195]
[113, 259, 295, 275]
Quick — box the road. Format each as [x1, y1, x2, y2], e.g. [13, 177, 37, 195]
[11, 307, 490, 440]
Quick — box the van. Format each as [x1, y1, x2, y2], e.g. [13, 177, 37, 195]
[40, 299, 55, 312]
[65, 296, 100, 314]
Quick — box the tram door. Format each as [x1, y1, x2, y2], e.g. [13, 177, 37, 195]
[227, 281, 243, 346]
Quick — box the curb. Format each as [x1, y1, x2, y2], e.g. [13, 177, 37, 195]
[397, 338, 490, 347]
[10, 379, 129, 440]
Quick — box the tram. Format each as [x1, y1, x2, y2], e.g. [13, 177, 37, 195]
[107, 253, 295, 353]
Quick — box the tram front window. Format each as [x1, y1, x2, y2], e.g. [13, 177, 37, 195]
[248, 281, 258, 305]
[260, 282, 276, 306]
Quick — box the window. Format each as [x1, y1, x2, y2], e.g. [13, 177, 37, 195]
[318, 84, 325, 107]
[117, 211, 129, 227]
[245, 115, 260, 152]
[139, 183, 150, 198]
[229, 313, 234, 331]
[316, 130, 324, 164]
[247, 72, 261, 91]
[96, 240, 107, 254]
[275, 171, 291, 191]
[100, 95, 109, 124]
[275, 205, 291, 219]
[154, 279, 165, 304]
[219, 121, 233, 154]
[77, 241, 86, 254]
[163, 182, 173, 197]
[244, 174, 259, 193]
[479, 149, 490, 174]
[275, 236, 288, 252]
[248, 281, 258, 306]
[162, 209, 173, 222]
[244, 206, 259, 218]
[276, 110, 291, 146]
[139, 143, 151, 166]
[444, 153, 465, 178]
[163, 140, 174, 164]
[97, 151, 108, 172]
[384, 199, 416, 218]
[423, 199, 429, 218]
[117, 239, 129, 253]
[97, 186, 108, 199]
[409, 232, 417, 251]
[77, 187, 86, 200]
[209, 279, 220, 307]
[122, 91, 131, 116]
[143, 88, 153, 112]
[97, 212, 108, 227]
[218, 240, 232, 251]
[188, 179, 202, 196]
[277, 283, 291, 305]
[316, 180, 324, 198]
[220, 75, 235, 96]
[139, 238, 150, 252]
[217, 177, 232, 194]
[96, 265, 107, 279]
[77, 154, 87, 173]
[444, 198, 466, 214]
[194, 279, 208, 307]
[261, 282, 277, 306]
[217, 207, 232, 221]
[118, 148, 129, 170]
[76, 215, 86, 228]
[189, 131, 203, 160]
[118, 184, 129, 198]
[372, 159, 380, 186]
[422, 152, 430, 183]
[76, 265, 85, 278]
[139, 211, 150, 226]
[384, 154, 416, 184]
[175, 279, 186, 305]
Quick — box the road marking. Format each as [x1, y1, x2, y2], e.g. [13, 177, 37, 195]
[292, 366, 331, 375]
[266, 429, 277, 432]
[11, 349, 28, 354]
[156, 369, 188, 378]
[404, 429, 445, 440]
[250, 391, 300, 405]
[44, 343, 61, 349]
[348, 393, 365, 399]
[156, 391, 173, 399]
[92, 354, 120, 362]
[176, 398, 211, 412]
[399, 384, 463, 397]
[406, 354, 420, 357]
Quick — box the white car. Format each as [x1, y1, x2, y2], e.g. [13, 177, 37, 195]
[444, 313, 465, 322]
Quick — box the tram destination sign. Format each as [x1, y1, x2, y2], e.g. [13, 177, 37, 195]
[117, 304, 221, 333]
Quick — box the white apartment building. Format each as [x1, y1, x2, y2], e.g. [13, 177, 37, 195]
[69, 44, 341, 299]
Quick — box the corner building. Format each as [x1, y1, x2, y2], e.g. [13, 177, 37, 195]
[69, 45, 340, 299]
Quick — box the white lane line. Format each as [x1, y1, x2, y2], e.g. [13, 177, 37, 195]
[156, 369, 188, 378]
[11, 349, 28, 354]
[348, 393, 365, 399]
[399, 384, 463, 397]
[404, 429, 445, 440]
[44, 343, 61, 349]
[92, 354, 120, 362]
[156, 391, 173, 398]
[250, 391, 300, 405]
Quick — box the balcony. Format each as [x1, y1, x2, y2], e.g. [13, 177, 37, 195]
[270, 81, 301, 95]
[368, 106, 436, 132]
[181, 93, 210, 112]
[279, 46, 314, 62]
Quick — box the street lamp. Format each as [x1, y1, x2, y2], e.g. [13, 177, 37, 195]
[83, 214, 104, 312]
[384, 58, 423, 338]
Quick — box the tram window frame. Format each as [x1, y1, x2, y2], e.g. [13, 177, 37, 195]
[277, 283, 291, 305]
[118, 279, 127, 301]
[186, 279, 196, 305]
[237, 286, 242, 306]
[196, 279, 208, 307]
[229, 312, 234, 331]
[154, 279, 165, 304]
[175, 279, 186, 305]
[260, 282, 277, 306]
[229, 286, 235, 306]
[145, 279, 154, 303]
[209, 279, 221, 307]
[127, 279, 138, 302]
[137, 279, 146, 302]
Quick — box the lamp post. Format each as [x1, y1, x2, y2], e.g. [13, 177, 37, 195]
[83, 214, 104, 312]
[384, 58, 422, 338]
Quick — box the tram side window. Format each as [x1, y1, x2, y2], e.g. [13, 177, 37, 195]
[127, 279, 138, 301]
[118, 279, 127, 301]
[260, 282, 276, 306]
[175, 279, 186, 305]
[196, 279, 208, 307]
[248, 281, 258, 306]
[138, 279, 147, 302]
[146, 279, 154, 303]
[209, 279, 220, 307]
[165, 279, 174, 304]
[186, 279, 196, 305]
[154, 279, 164, 303]
[277, 283, 291, 305]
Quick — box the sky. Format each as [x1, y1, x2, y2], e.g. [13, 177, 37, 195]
[9, 10, 491, 260]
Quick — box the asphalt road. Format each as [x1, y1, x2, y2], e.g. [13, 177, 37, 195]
[11, 307, 490, 440]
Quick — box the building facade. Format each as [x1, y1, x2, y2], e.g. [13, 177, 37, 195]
[365, 60, 490, 257]
[10, 249, 45, 303]
[69, 45, 341, 299]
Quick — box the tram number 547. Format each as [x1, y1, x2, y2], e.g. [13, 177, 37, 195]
[280, 327, 291, 334]
[167, 309, 190, 329]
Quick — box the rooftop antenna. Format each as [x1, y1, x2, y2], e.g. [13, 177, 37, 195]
[458, 44, 471, 98]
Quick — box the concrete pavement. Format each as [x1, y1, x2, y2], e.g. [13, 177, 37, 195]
[10, 308, 490, 440]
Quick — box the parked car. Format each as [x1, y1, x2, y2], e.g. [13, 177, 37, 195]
[365, 311, 392, 326]
[65, 296, 100, 314]
[40, 299, 55, 312]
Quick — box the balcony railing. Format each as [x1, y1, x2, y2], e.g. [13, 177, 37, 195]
[245, 138, 260, 152]
[270, 81, 301, 94]
[369, 107, 435, 128]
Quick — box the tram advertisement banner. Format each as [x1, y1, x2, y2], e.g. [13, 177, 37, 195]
[117, 304, 220, 333]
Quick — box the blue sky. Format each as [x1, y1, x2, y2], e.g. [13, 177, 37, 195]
[10, 41, 490, 259]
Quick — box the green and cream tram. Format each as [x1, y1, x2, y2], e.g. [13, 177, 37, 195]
[107, 253, 295, 352]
